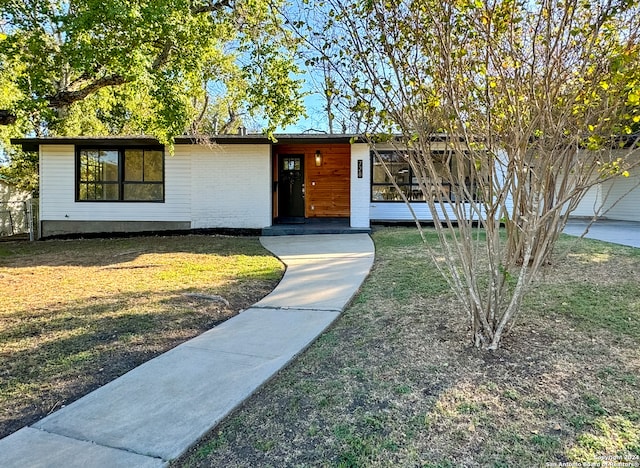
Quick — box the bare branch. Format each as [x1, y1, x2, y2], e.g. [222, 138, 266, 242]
[47, 75, 128, 108]
[152, 41, 175, 71]
[0, 110, 17, 125]
[191, 0, 232, 14]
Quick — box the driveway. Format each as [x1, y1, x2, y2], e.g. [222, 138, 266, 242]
[564, 219, 640, 248]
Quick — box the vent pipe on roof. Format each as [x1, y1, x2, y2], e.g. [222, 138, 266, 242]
[238, 126, 247, 136]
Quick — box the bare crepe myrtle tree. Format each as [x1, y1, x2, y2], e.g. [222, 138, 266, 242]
[312, 0, 640, 349]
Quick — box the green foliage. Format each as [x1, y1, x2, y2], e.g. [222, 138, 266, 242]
[530, 434, 561, 452]
[568, 416, 640, 463]
[529, 279, 640, 340]
[0, 150, 38, 194]
[0, 0, 305, 145]
[315, 0, 640, 143]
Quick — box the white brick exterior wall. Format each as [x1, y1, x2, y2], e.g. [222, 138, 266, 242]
[189, 144, 272, 229]
[41, 137, 560, 230]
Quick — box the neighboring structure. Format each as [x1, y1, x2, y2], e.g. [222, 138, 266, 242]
[570, 146, 640, 221]
[9, 134, 640, 238]
[0, 174, 32, 237]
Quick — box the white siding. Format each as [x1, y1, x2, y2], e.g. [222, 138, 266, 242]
[190, 144, 271, 229]
[39, 144, 191, 223]
[350, 144, 370, 228]
[599, 166, 640, 221]
[39, 144, 73, 222]
[571, 184, 601, 218]
[570, 149, 640, 222]
[369, 201, 463, 222]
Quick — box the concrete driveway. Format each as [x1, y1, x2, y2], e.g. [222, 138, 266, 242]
[564, 219, 640, 248]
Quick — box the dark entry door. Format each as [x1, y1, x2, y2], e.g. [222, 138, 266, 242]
[278, 155, 305, 222]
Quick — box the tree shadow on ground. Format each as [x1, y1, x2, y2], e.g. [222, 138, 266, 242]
[0, 235, 272, 268]
[0, 279, 279, 439]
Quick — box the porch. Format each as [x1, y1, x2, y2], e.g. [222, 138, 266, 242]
[262, 218, 370, 236]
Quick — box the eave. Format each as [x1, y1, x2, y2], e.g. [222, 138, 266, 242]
[10, 134, 365, 152]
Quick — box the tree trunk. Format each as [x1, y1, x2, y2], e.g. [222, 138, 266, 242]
[0, 110, 17, 125]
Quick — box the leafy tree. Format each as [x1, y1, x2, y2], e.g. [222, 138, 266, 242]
[0, 0, 306, 191]
[311, 0, 640, 349]
[0, 150, 38, 193]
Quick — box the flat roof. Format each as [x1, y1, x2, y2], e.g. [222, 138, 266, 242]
[10, 134, 364, 152]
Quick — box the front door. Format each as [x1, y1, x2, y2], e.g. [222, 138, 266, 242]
[278, 155, 305, 222]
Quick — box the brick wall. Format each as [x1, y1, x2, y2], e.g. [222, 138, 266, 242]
[190, 144, 271, 229]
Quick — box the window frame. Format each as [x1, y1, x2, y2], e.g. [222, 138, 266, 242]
[75, 146, 165, 203]
[370, 150, 415, 202]
[370, 149, 480, 203]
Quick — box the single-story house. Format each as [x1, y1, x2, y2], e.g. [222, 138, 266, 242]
[8, 134, 465, 238]
[9, 134, 640, 238]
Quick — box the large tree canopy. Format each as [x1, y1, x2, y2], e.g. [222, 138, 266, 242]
[0, 0, 305, 143]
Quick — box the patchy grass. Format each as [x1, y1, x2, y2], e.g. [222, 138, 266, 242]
[0, 235, 284, 438]
[175, 227, 640, 467]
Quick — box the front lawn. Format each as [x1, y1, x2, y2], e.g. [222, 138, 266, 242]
[176, 227, 640, 467]
[0, 235, 284, 438]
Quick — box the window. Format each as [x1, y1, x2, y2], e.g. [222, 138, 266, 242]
[371, 150, 475, 202]
[77, 147, 164, 202]
[282, 157, 301, 171]
[371, 151, 419, 201]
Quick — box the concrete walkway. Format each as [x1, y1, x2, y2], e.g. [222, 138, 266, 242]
[564, 219, 640, 248]
[0, 234, 375, 468]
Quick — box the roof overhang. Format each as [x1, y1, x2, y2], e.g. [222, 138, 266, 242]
[10, 134, 365, 152]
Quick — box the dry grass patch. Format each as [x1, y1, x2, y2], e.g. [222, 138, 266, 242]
[176, 227, 640, 467]
[0, 235, 284, 438]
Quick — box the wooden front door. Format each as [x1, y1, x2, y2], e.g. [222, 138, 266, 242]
[278, 155, 305, 222]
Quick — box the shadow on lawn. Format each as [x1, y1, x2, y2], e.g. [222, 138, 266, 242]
[0, 282, 275, 439]
[0, 235, 271, 268]
[178, 295, 640, 467]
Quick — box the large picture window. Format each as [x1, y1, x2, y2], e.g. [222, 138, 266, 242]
[77, 147, 164, 202]
[371, 150, 475, 202]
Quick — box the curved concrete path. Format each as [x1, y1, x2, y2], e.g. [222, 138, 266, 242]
[0, 234, 375, 467]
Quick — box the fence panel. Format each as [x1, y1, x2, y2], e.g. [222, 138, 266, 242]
[0, 199, 38, 240]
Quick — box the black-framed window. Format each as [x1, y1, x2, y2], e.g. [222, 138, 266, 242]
[77, 147, 164, 202]
[371, 150, 476, 202]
